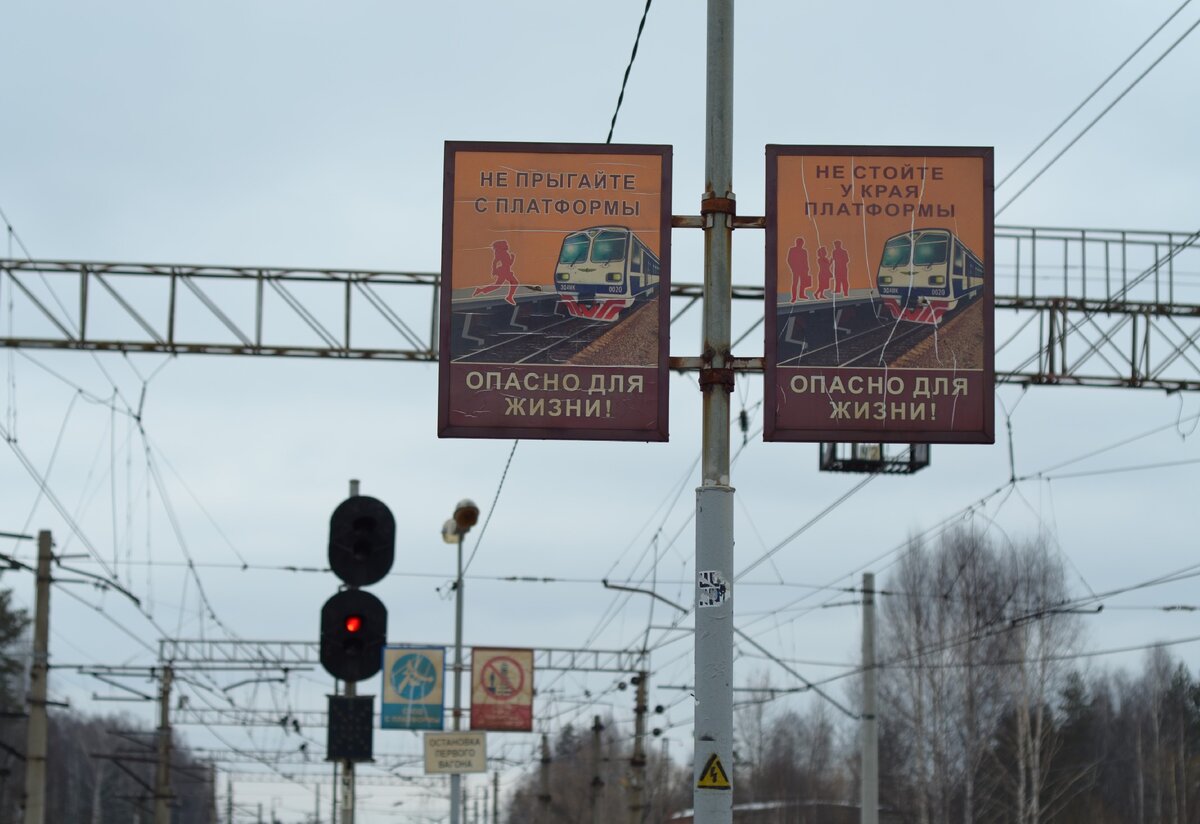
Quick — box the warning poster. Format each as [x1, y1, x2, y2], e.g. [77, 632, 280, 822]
[470, 647, 533, 732]
[765, 146, 994, 444]
[439, 141, 672, 441]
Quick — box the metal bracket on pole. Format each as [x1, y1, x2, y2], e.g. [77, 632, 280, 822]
[698, 366, 735, 394]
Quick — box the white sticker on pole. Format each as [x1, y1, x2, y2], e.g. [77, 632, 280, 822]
[697, 570, 729, 608]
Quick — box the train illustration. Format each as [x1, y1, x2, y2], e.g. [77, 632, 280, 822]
[876, 228, 984, 324]
[553, 226, 661, 321]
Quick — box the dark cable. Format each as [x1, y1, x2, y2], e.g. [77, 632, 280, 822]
[606, 0, 654, 143]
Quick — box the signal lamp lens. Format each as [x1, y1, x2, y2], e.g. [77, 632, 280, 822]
[345, 615, 363, 633]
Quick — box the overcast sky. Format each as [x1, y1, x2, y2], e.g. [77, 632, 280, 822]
[3, 1, 1200, 820]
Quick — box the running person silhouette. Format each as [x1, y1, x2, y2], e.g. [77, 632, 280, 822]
[473, 239, 520, 305]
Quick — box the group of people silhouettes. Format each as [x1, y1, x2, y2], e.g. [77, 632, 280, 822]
[787, 237, 850, 303]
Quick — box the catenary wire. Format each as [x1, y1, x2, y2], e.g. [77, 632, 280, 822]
[606, 0, 655, 144]
[997, 13, 1200, 216]
[996, 0, 1195, 190]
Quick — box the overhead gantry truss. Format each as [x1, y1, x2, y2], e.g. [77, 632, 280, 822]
[3, 224, 1198, 389]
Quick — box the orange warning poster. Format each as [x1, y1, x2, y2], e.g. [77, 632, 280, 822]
[765, 146, 995, 443]
[439, 142, 671, 441]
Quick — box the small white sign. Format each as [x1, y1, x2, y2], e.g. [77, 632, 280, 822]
[698, 570, 729, 608]
[424, 731, 487, 774]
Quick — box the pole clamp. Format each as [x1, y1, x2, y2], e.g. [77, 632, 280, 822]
[700, 197, 736, 217]
[699, 367, 734, 393]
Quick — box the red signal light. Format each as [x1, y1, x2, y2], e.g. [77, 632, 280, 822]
[345, 615, 363, 633]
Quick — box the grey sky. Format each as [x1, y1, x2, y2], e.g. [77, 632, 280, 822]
[3, 1, 1199, 820]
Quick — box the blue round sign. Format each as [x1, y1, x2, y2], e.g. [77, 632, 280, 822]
[390, 653, 438, 700]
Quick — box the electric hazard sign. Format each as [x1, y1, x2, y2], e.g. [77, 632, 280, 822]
[470, 647, 533, 732]
[697, 753, 731, 790]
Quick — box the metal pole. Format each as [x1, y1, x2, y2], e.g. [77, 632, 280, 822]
[22, 530, 51, 824]
[629, 672, 648, 824]
[695, 2, 735, 823]
[493, 770, 499, 824]
[861, 573, 878, 824]
[342, 478, 359, 824]
[209, 763, 217, 824]
[341, 680, 355, 824]
[450, 534, 466, 824]
[590, 716, 604, 824]
[154, 664, 173, 824]
[538, 733, 551, 813]
[226, 777, 233, 824]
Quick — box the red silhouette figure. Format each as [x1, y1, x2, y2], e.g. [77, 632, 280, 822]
[786, 237, 812, 302]
[815, 246, 833, 299]
[832, 240, 850, 297]
[473, 240, 519, 305]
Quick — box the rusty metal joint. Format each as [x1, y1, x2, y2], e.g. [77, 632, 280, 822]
[699, 367, 735, 393]
[700, 197, 736, 217]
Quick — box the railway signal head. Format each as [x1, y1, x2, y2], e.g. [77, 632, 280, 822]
[320, 589, 387, 682]
[328, 495, 395, 587]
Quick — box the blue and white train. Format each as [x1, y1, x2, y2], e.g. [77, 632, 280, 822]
[876, 229, 984, 324]
[553, 226, 661, 321]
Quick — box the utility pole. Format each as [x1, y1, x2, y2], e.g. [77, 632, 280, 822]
[861, 572, 878, 824]
[340, 685, 355, 824]
[537, 733, 551, 814]
[154, 664, 173, 824]
[629, 672, 648, 824]
[226, 777, 233, 824]
[492, 770, 499, 824]
[22, 530, 51, 824]
[590, 716, 604, 824]
[341, 478, 359, 824]
[444, 497, 478, 824]
[695, 2, 735, 824]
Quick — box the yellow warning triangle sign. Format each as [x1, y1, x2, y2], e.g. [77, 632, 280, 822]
[696, 753, 732, 790]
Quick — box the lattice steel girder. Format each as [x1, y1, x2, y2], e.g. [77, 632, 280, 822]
[186, 747, 421, 769]
[224, 770, 423, 786]
[160, 638, 645, 674]
[4, 224, 1198, 389]
[175, 707, 330, 728]
[0, 259, 437, 360]
[996, 297, 1200, 391]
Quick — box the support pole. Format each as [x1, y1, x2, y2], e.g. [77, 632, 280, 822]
[22, 530, 51, 824]
[450, 533, 465, 824]
[629, 672, 648, 824]
[227, 777, 233, 824]
[590, 716, 604, 824]
[861, 573, 878, 824]
[694, 2, 735, 824]
[493, 770, 499, 824]
[538, 733, 551, 813]
[154, 664, 173, 824]
[340, 679, 355, 824]
[342, 478, 360, 824]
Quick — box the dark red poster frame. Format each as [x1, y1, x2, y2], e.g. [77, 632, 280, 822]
[439, 141, 672, 442]
[764, 145, 995, 444]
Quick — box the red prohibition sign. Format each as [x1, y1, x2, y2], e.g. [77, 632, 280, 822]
[479, 656, 525, 702]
